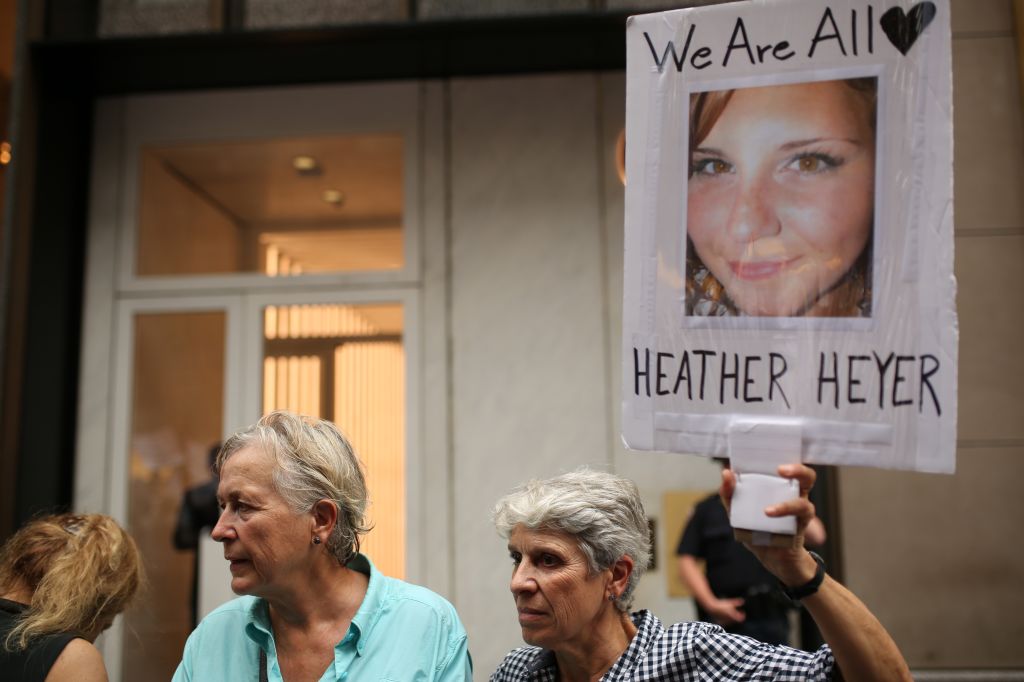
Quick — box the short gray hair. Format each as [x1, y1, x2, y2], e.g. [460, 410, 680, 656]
[218, 411, 370, 564]
[492, 469, 651, 612]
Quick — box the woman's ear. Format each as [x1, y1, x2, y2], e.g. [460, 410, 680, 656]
[312, 499, 339, 538]
[610, 554, 635, 596]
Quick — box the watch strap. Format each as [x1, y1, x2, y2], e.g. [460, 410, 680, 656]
[782, 551, 826, 602]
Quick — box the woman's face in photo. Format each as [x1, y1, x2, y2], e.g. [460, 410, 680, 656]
[687, 80, 875, 316]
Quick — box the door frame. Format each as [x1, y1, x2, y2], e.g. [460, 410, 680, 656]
[74, 81, 432, 680]
[76, 294, 244, 681]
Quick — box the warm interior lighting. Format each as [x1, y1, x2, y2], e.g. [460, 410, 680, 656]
[322, 189, 345, 206]
[261, 303, 405, 578]
[0, 141, 11, 165]
[260, 229, 403, 276]
[264, 244, 305, 277]
[335, 341, 404, 581]
[292, 154, 320, 175]
[136, 134, 404, 277]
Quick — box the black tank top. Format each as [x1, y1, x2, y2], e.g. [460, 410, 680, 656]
[0, 598, 79, 682]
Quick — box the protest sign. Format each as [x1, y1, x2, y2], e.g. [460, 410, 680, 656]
[622, 0, 956, 473]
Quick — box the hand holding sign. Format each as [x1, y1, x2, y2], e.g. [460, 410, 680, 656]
[721, 463, 819, 584]
[726, 419, 800, 539]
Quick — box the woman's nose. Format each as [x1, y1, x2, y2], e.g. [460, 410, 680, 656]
[510, 564, 537, 595]
[210, 510, 231, 542]
[725, 173, 780, 243]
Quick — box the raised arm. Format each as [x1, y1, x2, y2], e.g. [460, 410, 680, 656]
[720, 464, 911, 682]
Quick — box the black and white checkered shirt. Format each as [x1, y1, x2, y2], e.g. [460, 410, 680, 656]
[490, 610, 835, 681]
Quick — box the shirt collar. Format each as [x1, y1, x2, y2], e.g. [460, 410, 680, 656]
[604, 610, 659, 678]
[242, 553, 383, 657]
[526, 649, 556, 675]
[345, 553, 382, 656]
[244, 596, 273, 651]
[524, 610, 660, 680]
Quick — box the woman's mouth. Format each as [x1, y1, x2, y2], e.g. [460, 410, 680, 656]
[517, 607, 547, 624]
[729, 257, 799, 281]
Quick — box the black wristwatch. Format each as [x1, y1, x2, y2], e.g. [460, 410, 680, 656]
[782, 551, 826, 602]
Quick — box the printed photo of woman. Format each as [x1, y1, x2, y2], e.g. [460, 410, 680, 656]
[685, 77, 877, 318]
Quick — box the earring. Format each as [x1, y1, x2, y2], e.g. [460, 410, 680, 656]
[312, 536, 322, 545]
[608, 593, 616, 602]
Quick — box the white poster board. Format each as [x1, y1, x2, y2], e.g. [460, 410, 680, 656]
[622, 0, 956, 473]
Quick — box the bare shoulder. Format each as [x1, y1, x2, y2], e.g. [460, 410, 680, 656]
[45, 638, 109, 682]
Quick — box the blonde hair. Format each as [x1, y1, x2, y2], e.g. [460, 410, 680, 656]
[218, 411, 371, 565]
[0, 513, 143, 651]
[686, 78, 877, 318]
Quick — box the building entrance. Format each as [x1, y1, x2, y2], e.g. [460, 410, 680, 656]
[75, 82, 421, 681]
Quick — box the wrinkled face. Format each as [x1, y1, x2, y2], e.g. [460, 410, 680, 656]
[212, 446, 313, 599]
[687, 80, 875, 316]
[507, 526, 611, 651]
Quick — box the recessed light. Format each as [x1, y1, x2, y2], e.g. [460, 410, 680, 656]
[322, 189, 345, 206]
[292, 155, 320, 175]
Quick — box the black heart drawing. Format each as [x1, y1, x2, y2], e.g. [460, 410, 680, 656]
[880, 2, 937, 55]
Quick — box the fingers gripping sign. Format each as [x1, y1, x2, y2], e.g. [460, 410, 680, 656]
[721, 462, 822, 588]
[724, 419, 805, 536]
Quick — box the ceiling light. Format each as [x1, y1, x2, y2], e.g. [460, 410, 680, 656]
[322, 189, 345, 206]
[292, 155, 320, 175]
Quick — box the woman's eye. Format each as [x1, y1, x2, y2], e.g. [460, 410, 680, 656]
[785, 153, 841, 174]
[798, 156, 821, 172]
[540, 554, 559, 567]
[691, 158, 732, 177]
[509, 552, 522, 565]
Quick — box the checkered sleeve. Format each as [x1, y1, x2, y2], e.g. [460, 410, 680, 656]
[664, 621, 835, 681]
[491, 614, 834, 681]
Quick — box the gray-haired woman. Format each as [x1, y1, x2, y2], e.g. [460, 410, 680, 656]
[491, 467, 910, 681]
[174, 410, 472, 682]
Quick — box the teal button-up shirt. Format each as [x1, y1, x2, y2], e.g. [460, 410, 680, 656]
[172, 555, 471, 681]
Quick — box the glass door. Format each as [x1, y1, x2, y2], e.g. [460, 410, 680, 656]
[77, 81, 423, 681]
[252, 296, 410, 579]
[94, 292, 415, 681]
[101, 292, 416, 681]
[98, 297, 243, 682]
